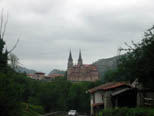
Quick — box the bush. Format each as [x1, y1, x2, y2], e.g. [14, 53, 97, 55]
[99, 107, 154, 116]
[22, 103, 44, 116]
[0, 72, 23, 116]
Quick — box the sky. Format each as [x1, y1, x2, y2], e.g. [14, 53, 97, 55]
[0, 0, 154, 74]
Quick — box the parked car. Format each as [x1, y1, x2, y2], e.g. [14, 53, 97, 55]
[68, 110, 78, 116]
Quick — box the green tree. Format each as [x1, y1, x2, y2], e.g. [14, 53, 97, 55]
[0, 72, 23, 116]
[9, 53, 19, 70]
[0, 35, 8, 71]
[0, 11, 24, 116]
[119, 26, 154, 88]
[103, 26, 154, 88]
[0, 11, 8, 72]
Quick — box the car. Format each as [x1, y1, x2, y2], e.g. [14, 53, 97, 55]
[68, 110, 78, 116]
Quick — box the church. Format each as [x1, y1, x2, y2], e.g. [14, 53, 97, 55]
[67, 50, 99, 82]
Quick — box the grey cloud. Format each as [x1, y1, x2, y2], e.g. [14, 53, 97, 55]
[1, 0, 154, 73]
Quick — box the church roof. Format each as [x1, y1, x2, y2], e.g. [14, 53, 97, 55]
[72, 64, 97, 71]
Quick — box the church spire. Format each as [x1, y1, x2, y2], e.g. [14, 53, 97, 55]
[67, 50, 73, 69]
[68, 50, 73, 61]
[78, 49, 83, 65]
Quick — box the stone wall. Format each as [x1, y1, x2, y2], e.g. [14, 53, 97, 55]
[67, 64, 99, 82]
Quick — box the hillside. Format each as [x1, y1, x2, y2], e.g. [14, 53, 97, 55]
[93, 56, 119, 78]
[15, 66, 37, 74]
[49, 69, 65, 75]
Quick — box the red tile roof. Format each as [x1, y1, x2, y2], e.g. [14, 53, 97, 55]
[35, 72, 45, 75]
[88, 82, 131, 93]
[73, 64, 97, 70]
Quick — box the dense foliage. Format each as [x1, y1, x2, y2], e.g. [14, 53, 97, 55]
[0, 68, 101, 115]
[102, 26, 154, 88]
[22, 103, 44, 116]
[0, 72, 22, 116]
[25, 77, 101, 113]
[99, 107, 154, 116]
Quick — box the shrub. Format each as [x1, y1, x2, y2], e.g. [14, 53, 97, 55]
[22, 103, 44, 116]
[99, 107, 154, 116]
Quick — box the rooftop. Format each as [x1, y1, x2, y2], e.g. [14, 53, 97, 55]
[88, 82, 131, 93]
[35, 72, 45, 75]
[73, 64, 97, 70]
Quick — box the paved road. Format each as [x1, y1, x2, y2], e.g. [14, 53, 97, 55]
[41, 112, 89, 116]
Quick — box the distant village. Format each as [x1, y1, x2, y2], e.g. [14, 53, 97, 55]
[27, 72, 64, 80]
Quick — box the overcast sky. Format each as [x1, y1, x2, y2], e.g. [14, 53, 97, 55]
[0, 0, 154, 74]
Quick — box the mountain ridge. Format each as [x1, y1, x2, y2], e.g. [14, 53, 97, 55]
[15, 56, 119, 78]
[93, 55, 119, 78]
[49, 69, 65, 75]
[15, 66, 37, 74]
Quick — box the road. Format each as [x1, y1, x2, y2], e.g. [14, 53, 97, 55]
[41, 112, 89, 116]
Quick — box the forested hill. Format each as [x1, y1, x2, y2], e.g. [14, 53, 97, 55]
[93, 56, 119, 77]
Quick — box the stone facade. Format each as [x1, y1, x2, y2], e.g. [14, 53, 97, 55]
[67, 50, 99, 82]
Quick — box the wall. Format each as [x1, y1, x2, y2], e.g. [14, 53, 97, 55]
[67, 65, 99, 82]
[94, 91, 103, 104]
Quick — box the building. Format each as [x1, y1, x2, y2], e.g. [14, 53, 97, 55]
[67, 50, 99, 82]
[27, 74, 35, 79]
[88, 82, 136, 115]
[27, 72, 64, 80]
[88, 80, 154, 115]
[34, 72, 45, 80]
[27, 72, 45, 80]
